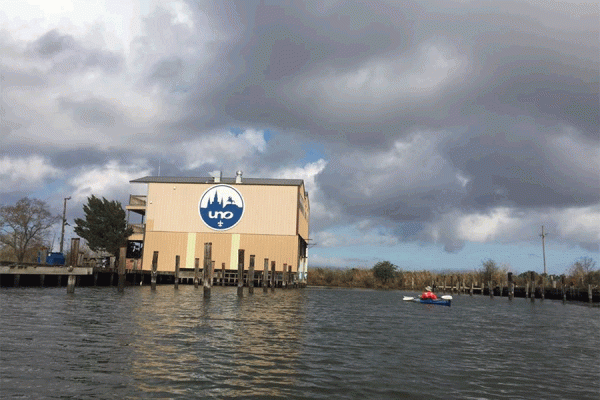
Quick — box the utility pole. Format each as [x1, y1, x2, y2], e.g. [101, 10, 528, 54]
[60, 197, 71, 254]
[540, 225, 547, 275]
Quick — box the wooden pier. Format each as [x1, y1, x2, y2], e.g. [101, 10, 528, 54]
[1, 245, 306, 293]
[0, 262, 93, 293]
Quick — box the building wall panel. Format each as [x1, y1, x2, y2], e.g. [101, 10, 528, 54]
[239, 234, 299, 272]
[296, 185, 309, 240]
[143, 232, 189, 272]
[142, 231, 298, 272]
[146, 183, 298, 236]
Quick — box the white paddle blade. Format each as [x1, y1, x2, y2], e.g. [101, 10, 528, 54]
[441, 295, 453, 300]
[403, 296, 414, 301]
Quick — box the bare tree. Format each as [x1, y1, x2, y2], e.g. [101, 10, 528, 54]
[481, 259, 499, 284]
[568, 257, 597, 287]
[0, 198, 59, 263]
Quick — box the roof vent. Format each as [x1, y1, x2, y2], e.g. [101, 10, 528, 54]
[235, 170, 243, 183]
[210, 170, 222, 183]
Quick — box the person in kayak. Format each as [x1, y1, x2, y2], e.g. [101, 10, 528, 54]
[421, 286, 438, 300]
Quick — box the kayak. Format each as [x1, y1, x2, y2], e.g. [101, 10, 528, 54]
[403, 296, 452, 307]
[412, 298, 451, 306]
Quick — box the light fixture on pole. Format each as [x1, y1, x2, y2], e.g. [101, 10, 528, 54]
[60, 197, 71, 254]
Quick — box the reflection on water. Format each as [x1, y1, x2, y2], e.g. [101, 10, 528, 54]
[128, 287, 307, 398]
[1, 286, 598, 399]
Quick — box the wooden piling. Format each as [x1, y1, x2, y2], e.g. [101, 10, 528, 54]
[70, 238, 80, 267]
[289, 265, 294, 288]
[117, 246, 126, 293]
[541, 276, 545, 300]
[151, 251, 158, 290]
[221, 263, 226, 286]
[508, 272, 514, 300]
[204, 243, 213, 298]
[248, 255, 255, 294]
[270, 261, 276, 292]
[561, 276, 566, 302]
[470, 281, 474, 296]
[589, 284, 593, 303]
[194, 257, 200, 289]
[282, 263, 287, 289]
[237, 249, 244, 297]
[174, 255, 180, 289]
[13, 274, 20, 287]
[67, 267, 76, 294]
[530, 271, 535, 302]
[263, 258, 269, 293]
[488, 281, 493, 298]
[93, 272, 98, 286]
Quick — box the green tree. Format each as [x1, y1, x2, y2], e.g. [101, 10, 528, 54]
[0, 197, 59, 263]
[74, 195, 132, 259]
[372, 261, 397, 284]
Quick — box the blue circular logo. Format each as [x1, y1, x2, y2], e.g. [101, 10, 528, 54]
[199, 185, 245, 230]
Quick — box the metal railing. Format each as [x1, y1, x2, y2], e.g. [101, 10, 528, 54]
[128, 195, 147, 207]
[129, 224, 145, 234]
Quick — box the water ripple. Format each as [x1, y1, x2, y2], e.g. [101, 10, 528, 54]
[1, 287, 598, 399]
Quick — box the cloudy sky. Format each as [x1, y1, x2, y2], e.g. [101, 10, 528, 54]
[1, 0, 598, 274]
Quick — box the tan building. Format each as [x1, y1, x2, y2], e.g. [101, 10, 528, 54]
[126, 172, 309, 282]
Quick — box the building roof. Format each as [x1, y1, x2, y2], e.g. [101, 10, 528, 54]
[130, 176, 305, 186]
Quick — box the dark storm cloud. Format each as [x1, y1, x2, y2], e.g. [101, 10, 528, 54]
[177, 0, 597, 143]
[1, 67, 47, 88]
[2, 0, 597, 251]
[59, 98, 123, 128]
[173, 0, 598, 217]
[32, 29, 76, 57]
[28, 29, 123, 74]
[448, 128, 599, 210]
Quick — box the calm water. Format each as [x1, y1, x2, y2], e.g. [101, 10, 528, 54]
[1, 286, 598, 399]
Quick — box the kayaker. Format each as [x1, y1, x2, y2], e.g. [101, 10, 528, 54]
[421, 286, 438, 300]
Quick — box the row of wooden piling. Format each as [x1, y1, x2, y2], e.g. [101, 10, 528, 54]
[146, 243, 302, 297]
[434, 271, 595, 303]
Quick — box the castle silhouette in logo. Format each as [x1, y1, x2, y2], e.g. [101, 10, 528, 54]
[199, 187, 244, 230]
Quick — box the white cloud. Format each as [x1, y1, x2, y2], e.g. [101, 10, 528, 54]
[313, 222, 400, 248]
[0, 0, 143, 53]
[0, 156, 60, 193]
[268, 158, 341, 227]
[425, 205, 600, 252]
[69, 160, 152, 201]
[555, 206, 600, 249]
[179, 129, 267, 170]
[457, 207, 519, 242]
[271, 158, 327, 193]
[309, 253, 372, 269]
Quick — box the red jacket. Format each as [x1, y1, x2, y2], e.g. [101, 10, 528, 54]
[421, 291, 438, 300]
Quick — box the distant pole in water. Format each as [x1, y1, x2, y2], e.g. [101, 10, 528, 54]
[263, 258, 269, 293]
[203, 243, 212, 298]
[540, 225, 547, 276]
[248, 255, 255, 294]
[237, 249, 245, 297]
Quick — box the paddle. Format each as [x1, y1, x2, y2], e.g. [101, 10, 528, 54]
[403, 295, 452, 301]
